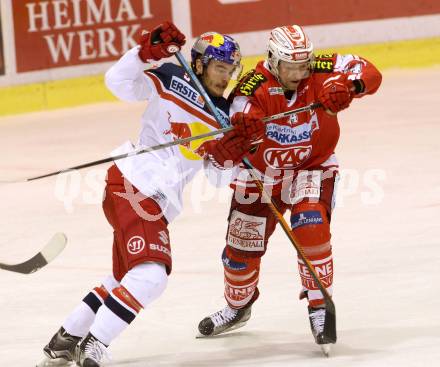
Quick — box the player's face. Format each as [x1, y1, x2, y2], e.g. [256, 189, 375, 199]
[201, 60, 237, 97]
[277, 61, 311, 91]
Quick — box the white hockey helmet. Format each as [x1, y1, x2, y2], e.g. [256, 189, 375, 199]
[267, 25, 314, 77]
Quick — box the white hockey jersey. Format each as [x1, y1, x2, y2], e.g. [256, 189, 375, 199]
[105, 47, 230, 222]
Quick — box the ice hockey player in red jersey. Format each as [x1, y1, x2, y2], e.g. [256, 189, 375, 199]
[38, 22, 248, 367]
[198, 24, 382, 353]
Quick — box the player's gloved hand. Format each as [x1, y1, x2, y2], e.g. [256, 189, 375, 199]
[203, 130, 251, 169]
[318, 74, 354, 114]
[138, 21, 186, 62]
[231, 112, 266, 142]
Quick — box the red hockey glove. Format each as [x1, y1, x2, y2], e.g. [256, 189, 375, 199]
[204, 130, 251, 169]
[138, 21, 186, 62]
[231, 112, 266, 142]
[318, 74, 354, 114]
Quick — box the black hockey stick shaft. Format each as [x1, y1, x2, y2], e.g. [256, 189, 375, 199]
[0, 252, 49, 274]
[1, 126, 232, 184]
[175, 51, 335, 311]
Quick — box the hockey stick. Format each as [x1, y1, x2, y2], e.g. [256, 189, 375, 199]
[262, 102, 321, 122]
[175, 51, 336, 343]
[0, 126, 233, 184]
[0, 233, 67, 274]
[0, 101, 317, 185]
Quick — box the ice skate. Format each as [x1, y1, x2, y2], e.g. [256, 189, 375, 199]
[75, 332, 109, 367]
[308, 306, 333, 356]
[197, 304, 252, 337]
[36, 327, 81, 366]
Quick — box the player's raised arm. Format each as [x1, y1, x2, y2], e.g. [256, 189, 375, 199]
[105, 21, 186, 102]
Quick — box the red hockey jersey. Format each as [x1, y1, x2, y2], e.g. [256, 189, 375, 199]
[230, 53, 382, 193]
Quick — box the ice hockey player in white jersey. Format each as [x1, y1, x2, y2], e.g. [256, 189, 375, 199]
[37, 21, 250, 367]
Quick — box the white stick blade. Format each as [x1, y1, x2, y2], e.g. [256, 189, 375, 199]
[40, 233, 68, 263]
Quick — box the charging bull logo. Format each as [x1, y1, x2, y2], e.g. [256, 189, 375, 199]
[201, 33, 224, 47]
[163, 112, 214, 160]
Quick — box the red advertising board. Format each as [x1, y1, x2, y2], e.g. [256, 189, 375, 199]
[190, 0, 440, 36]
[13, 0, 172, 72]
[11, 0, 440, 73]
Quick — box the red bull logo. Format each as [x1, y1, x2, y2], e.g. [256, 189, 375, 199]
[201, 32, 224, 47]
[164, 121, 192, 149]
[163, 112, 214, 160]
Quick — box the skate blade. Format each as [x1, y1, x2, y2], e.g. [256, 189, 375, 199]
[36, 357, 73, 367]
[320, 344, 331, 357]
[195, 320, 248, 338]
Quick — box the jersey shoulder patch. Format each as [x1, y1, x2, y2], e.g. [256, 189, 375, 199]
[235, 69, 267, 96]
[146, 63, 207, 109]
[146, 63, 186, 85]
[147, 62, 230, 117]
[312, 53, 337, 73]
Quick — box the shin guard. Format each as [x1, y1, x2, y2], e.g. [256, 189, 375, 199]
[62, 283, 112, 338]
[222, 247, 261, 309]
[89, 262, 167, 345]
[291, 202, 333, 307]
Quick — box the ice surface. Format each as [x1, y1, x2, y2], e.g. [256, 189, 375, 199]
[1, 67, 439, 366]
